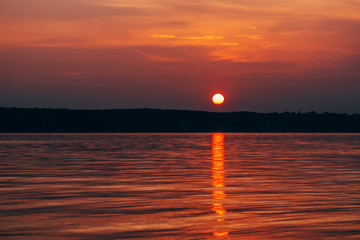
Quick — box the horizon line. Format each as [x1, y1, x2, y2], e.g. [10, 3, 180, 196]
[0, 106, 358, 115]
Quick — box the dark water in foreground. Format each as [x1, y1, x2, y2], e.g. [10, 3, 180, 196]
[0, 133, 359, 240]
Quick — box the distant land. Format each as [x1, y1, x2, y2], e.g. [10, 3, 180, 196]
[0, 107, 359, 132]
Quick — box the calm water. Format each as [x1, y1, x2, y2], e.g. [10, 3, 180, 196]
[0, 133, 359, 239]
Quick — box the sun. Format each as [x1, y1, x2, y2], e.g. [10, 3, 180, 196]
[212, 93, 225, 105]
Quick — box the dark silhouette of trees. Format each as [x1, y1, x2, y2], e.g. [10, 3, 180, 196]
[0, 107, 359, 132]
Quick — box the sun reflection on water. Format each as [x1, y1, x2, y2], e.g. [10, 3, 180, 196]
[211, 133, 229, 238]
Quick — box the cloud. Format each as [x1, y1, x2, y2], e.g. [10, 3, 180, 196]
[180, 36, 224, 40]
[150, 34, 178, 39]
[246, 26, 257, 30]
[236, 34, 263, 40]
[135, 50, 183, 62]
[162, 0, 294, 20]
[263, 44, 281, 48]
[134, 45, 211, 62]
[0, 0, 149, 20]
[272, 17, 360, 33]
[150, 34, 224, 40]
[220, 42, 239, 46]
[153, 20, 189, 28]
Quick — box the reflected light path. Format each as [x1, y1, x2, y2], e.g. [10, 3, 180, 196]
[211, 133, 229, 238]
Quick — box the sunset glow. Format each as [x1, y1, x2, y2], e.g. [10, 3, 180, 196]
[0, 0, 359, 112]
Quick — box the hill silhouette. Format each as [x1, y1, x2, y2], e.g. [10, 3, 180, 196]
[0, 107, 359, 132]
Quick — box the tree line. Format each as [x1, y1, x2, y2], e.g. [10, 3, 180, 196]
[0, 107, 359, 132]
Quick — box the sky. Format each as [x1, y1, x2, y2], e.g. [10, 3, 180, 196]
[0, 0, 360, 113]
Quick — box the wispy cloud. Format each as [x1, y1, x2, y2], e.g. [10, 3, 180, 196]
[0, 0, 149, 20]
[236, 34, 263, 40]
[135, 50, 183, 62]
[246, 26, 257, 30]
[180, 36, 224, 40]
[220, 42, 238, 46]
[263, 44, 281, 48]
[150, 34, 224, 40]
[150, 34, 178, 39]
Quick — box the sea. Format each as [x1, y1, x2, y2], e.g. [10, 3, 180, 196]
[0, 133, 359, 239]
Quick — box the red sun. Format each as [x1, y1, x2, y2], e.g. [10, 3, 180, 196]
[212, 93, 225, 105]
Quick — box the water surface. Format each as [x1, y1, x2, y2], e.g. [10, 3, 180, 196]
[0, 133, 359, 239]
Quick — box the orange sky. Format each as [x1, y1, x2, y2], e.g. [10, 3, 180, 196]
[1, 0, 359, 112]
